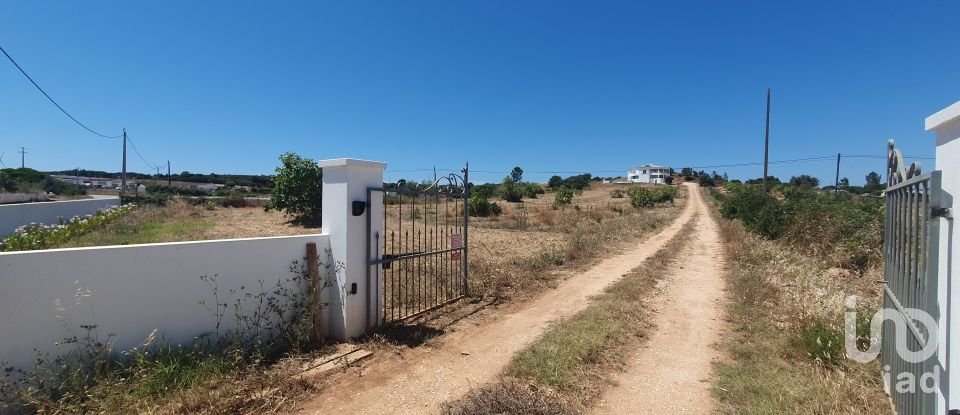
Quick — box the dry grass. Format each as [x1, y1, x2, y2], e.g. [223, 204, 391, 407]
[468, 184, 685, 302]
[707, 192, 889, 414]
[441, 216, 697, 414]
[56, 200, 317, 248]
[442, 378, 580, 415]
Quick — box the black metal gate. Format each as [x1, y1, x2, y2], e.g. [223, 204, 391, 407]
[368, 166, 469, 324]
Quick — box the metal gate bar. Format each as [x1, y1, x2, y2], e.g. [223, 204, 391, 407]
[368, 166, 469, 324]
[883, 140, 943, 415]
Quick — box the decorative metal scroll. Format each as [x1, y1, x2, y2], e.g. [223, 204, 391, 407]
[887, 138, 923, 186]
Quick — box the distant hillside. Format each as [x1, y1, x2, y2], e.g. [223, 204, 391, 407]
[1, 168, 86, 195]
[46, 169, 273, 189]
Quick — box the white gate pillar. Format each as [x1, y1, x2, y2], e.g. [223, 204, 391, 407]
[318, 158, 386, 340]
[925, 101, 960, 413]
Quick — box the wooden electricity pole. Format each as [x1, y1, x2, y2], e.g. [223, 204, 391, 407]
[167, 160, 172, 186]
[121, 128, 127, 195]
[834, 153, 841, 194]
[762, 88, 771, 194]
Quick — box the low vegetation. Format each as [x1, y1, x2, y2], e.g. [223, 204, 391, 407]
[627, 185, 677, 208]
[1, 168, 86, 196]
[705, 187, 888, 414]
[717, 183, 883, 272]
[0, 204, 137, 251]
[468, 186, 684, 302]
[443, 218, 695, 414]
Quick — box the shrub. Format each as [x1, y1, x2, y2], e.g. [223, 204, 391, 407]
[468, 194, 502, 217]
[628, 187, 654, 208]
[800, 323, 842, 366]
[265, 153, 323, 226]
[610, 189, 625, 198]
[720, 184, 883, 271]
[553, 188, 573, 207]
[498, 178, 524, 203]
[0, 204, 137, 251]
[471, 183, 498, 199]
[523, 183, 545, 199]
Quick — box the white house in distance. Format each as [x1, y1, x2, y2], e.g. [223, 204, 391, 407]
[626, 164, 671, 184]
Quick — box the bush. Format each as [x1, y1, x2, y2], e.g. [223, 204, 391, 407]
[800, 323, 842, 366]
[553, 188, 573, 207]
[471, 183, 498, 199]
[720, 184, 883, 271]
[523, 183, 545, 199]
[0, 168, 86, 196]
[628, 186, 678, 209]
[1, 204, 137, 251]
[265, 153, 323, 226]
[610, 189, 625, 198]
[498, 178, 524, 203]
[627, 187, 654, 208]
[468, 194, 502, 217]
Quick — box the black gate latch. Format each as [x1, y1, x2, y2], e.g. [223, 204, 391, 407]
[931, 207, 953, 219]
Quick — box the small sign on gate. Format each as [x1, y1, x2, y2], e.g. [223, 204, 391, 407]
[450, 233, 462, 260]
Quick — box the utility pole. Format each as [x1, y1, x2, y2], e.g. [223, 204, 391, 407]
[762, 88, 771, 194]
[121, 129, 127, 195]
[19, 146, 26, 168]
[76, 166, 80, 187]
[834, 153, 841, 194]
[155, 166, 161, 185]
[167, 160, 171, 186]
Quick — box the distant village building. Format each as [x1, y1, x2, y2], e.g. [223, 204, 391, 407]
[626, 164, 671, 184]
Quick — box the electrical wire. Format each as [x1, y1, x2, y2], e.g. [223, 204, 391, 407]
[0, 45, 122, 139]
[126, 136, 159, 170]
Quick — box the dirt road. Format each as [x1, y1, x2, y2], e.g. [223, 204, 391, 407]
[294, 184, 701, 415]
[593, 185, 727, 414]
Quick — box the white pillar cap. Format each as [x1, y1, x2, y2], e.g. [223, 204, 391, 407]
[925, 101, 960, 132]
[317, 158, 387, 169]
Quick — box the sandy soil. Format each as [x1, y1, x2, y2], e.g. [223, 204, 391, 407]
[593, 184, 727, 414]
[291, 184, 700, 415]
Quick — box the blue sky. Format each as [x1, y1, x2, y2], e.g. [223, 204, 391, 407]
[1, 1, 957, 185]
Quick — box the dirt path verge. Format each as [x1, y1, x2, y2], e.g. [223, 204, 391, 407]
[292, 184, 700, 415]
[592, 184, 726, 414]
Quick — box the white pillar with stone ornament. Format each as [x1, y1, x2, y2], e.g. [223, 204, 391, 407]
[318, 158, 386, 340]
[925, 101, 959, 412]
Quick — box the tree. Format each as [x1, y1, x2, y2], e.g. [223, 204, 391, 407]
[789, 175, 820, 189]
[548, 175, 563, 188]
[265, 153, 323, 226]
[864, 171, 883, 193]
[698, 174, 715, 187]
[510, 166, 524, 183]
[498, 176, 523, 202]
[839, 177, 850, 189]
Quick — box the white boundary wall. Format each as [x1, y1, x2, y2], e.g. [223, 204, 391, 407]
[0, 157, 388, 375]
[0, 196, 120, 236]
[0, 234, 329, 373]
[925, 101, 960, 414]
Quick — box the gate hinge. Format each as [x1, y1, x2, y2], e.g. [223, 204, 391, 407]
[931, 207, 953, 219]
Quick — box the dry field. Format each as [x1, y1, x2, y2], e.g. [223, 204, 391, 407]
[56, 199, 319, 248]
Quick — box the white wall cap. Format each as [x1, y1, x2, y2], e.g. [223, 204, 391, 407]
[925, 101, 960, 132]
[317, 158, 387, 169]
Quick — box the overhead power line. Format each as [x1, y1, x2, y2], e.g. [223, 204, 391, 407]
[0, 45, 122, 139]
[126, 136, 158, 170]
